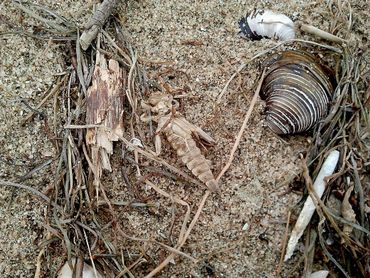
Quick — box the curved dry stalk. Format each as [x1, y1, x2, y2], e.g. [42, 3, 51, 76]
[216, 69, 265, 180]
[276, 211, 291, 276]
[144, 190, 210, 278]
[98, 177, 196, 263]
[0, 179, 51, 203]
[317, 219, 351, 278]
[118, 134, 204, 187]
[13, 0, 75, 34]
[143, 69, 266, 278]
[144, 179, 191, 244]
[22, 76, 67, 125]
[34, 248, 45, 278]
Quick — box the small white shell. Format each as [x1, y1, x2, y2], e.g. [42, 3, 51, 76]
[239, 10, 295, 41]
[57, 258, 103, 278]
[310, 270, 329, 278]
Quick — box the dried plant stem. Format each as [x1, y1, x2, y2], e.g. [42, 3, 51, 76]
[34, 247, 45, 278]
[99, 179, 196, 263]
[317, 218, 350, 278]
[64, 124, 102, 129]
[298, 23, 347, 44]
[144, 179, 191, 244]
[12, 0, 73, 34]
[83, 229, 100, 278]
[351, 155, 365, 228]
[276, 210, 291, 277]
[144, 190, 210, 278]
[303, 230, 317, 278]
[22, 76, 66, 125]
[217, 62, 248, 103]
[0, 179, 51, 203]
[118, 135, 204, 187]
[216, 69, 265, 180]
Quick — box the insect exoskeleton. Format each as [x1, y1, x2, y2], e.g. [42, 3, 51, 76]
[239, 9, 295, 41]
[161, 116, 219, 192]
[141, 92, 219, 192]
[260, 50, 334, 135]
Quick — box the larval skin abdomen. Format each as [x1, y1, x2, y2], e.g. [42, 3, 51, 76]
[164, 121, 218, 192]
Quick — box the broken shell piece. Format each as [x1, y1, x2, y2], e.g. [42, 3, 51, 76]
[310, 270, 329, 278]
[127, 137, 144, 151]
[239, 10, 295, 41]
[57, 258, 103, 278]
[242, 223, 249, 231]
[284, 150, 340, 261]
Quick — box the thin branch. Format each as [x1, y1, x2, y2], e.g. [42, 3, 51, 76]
[79, 0, 120, 50]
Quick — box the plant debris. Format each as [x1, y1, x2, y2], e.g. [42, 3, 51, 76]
[0, 0, 368, 277]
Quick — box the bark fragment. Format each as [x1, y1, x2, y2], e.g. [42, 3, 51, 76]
[86, 52, 125, 183]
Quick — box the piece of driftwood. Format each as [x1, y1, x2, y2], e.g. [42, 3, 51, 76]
[80, 0, 119, 50]
[86, 51, 125, 187]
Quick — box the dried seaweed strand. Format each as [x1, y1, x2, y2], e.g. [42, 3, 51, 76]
[350, 155, 365, 229]
[144, 180, 191, 245]
[22, 76, 66, 125]
[96, 175, 196, 263]
[0, 179, 51, 203]
[12, 0, 74, 34]
[144, 190, 210, 278]
[303, 230, 317, 278]
[276, 210, 291, 276]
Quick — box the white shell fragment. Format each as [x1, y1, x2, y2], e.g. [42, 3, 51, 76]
[127, 137, 144, 151]
[239, 10, 295, 41]
[310, 270, 329, 278]
[58, 258, 103, 278]
[284, 150, 340, 261]
[242, 223, 249, 231]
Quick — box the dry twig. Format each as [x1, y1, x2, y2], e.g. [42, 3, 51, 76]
[79, 0, 120, 50]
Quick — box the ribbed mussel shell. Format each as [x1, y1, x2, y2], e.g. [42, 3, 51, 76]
[260, 50, 333, 134]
